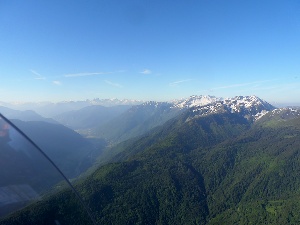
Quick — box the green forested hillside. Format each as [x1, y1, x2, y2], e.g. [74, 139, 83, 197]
[99, 112, 250, 164]
[94, 102, 182, 144]
[2, 112, 300, 225]
[195, 116, 300, 224]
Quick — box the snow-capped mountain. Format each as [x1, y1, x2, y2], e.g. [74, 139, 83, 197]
[0, 95, 278, 123]
[139, 101, 174, 108]
[89, 98, 144, 106]
[187, 95, 275, 122]
[0, 99, 144, 117]
[124, 95, 275, 123]
[171, 95, 222, 108]
[263, 107, 300, 121]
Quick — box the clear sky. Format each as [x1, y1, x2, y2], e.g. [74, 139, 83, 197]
[1, 0, 300, 104]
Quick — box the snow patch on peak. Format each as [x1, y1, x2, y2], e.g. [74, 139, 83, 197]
[269, 107, 300, 118]
[90, 98, 144, 106]
[254, 110, 269, 121]
[141, 101, 167, 108]
[224, 95, 267, 108]
[189, 95, 275, 122]
[171, 95, 222, 109]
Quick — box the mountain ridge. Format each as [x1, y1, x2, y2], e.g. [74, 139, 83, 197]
[92, 95, 275, 144]
[3, 102, 300, 224]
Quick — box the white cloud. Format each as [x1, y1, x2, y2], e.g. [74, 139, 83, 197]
[140, 69, 152, 75]
[53, 81, 62, 86]
[105, 80, 123, 88]
[30, 69, 46, 80]
[169, 79, 192, 87]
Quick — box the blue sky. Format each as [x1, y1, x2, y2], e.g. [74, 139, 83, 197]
[1, 0, 300, 104]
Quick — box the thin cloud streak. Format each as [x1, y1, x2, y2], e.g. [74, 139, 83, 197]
[64, 72, 107, 77]
[53, 81, 62, 86]
[249, 86, 278, 91]
[30, 69, 46, 80]
[105, 80, 123, 88]
[140, 69, 152, 75]
[169, 79, 192, 87]
[210, 79, 278, 90]
[64, 70, 125, 78]
[274, 82, 300, 91]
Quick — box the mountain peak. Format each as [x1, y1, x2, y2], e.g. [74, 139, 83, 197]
[171, 95, 222, 109]
[189, 95, 275, 122]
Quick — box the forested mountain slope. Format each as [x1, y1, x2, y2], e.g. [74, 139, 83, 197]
[94, 102, 183, 143]
[2, 103, 300, 225]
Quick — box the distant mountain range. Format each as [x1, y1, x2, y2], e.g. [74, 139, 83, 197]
[3, 95, 298, 118]
[3, 95, 300, 224]
[91, 95, 276, 143]
[0, 106, 57, 123]
[2, 95, 297, 146]
[53, 105, 131, 130]
[0, 95, 284, 144]
[0, 98, 144, 117]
